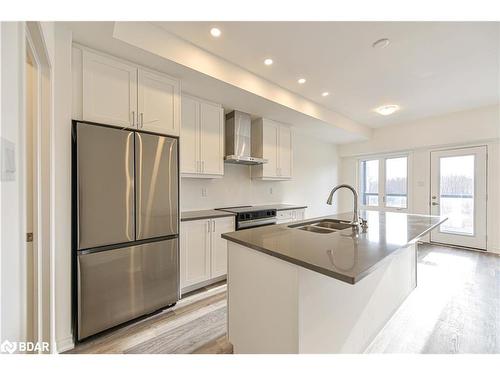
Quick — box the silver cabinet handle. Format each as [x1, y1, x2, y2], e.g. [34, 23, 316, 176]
[432, 202, 440, 206]
[131, 111, 136, 127]
[212, 220, 216, 232]
[140, 113, 144, 128]
[207, 220, 211, 233]
[202, 161, 205, 173]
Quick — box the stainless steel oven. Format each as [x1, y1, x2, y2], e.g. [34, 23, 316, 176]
[215, 206, 277, 230]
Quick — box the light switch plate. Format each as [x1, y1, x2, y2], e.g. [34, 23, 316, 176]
[1, 137, 16, 182]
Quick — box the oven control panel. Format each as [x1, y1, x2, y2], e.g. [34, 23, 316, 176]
[238, 209, 277, 222]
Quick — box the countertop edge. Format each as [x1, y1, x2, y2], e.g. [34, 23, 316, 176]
[181, 211, 236, 222]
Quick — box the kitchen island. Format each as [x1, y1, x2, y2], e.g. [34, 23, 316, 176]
[222, 210, 446, 353]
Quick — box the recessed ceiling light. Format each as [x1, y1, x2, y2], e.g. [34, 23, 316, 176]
[321, 92, 329, 97]
[374, 104, 400, 116]
[372, 38, 390, 49]
[264, 58, 273, 66]
[298, 78, 306, 84]
[210, 27, 221, 38]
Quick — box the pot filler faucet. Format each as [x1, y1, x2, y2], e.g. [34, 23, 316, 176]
[326, 184, 367, 228]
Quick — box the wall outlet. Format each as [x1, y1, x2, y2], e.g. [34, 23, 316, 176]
[201, 188, 207, 197]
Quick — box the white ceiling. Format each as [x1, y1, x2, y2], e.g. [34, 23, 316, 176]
[156, 22, 500, 128]
[65, 21, 370, 143]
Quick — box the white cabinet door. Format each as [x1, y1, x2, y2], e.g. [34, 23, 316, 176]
[82, 50, 137, 127]
[180, 220, 211, 289]
[278, 126, 293, 178]
[138, 69, 180, 136]
[262, 120, 279, 178]
[200, 101, 224, 176]
[181, 95, 199, 174]
[292, 209, 305, 222]
[210, 216, 235, 278]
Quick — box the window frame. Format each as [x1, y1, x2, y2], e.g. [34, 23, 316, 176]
[357, 152, 412, 213]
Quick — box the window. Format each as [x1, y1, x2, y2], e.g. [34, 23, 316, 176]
[385, 157, 408, 208]
[360, 159, 379, 206]
[359, 155, 409, 211]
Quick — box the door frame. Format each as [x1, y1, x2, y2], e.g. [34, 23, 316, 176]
[429, 145, 488, 250]
[25, 22, 52, 353]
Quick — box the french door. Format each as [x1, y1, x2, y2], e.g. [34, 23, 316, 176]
[430, 146, 487, 249]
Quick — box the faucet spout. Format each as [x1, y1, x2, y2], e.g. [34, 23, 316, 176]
[326, 184, 361, 226]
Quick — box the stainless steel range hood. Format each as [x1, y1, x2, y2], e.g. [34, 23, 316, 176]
[224, 110, 267, 165]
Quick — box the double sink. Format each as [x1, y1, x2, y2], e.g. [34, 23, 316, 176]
[289, 219, 356, 234]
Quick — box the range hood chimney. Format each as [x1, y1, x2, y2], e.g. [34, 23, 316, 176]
[224, 110, 267, 165]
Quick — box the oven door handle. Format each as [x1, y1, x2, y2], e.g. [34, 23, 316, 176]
[237, 217, 277, 229]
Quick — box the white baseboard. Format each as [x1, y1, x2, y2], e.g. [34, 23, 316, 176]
[56, 335, 74, 353]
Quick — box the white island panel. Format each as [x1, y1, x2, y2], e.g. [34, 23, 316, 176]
[227, 242, 416, 354]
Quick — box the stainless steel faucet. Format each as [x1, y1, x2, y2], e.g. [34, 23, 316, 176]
[326, 184, 366, 227]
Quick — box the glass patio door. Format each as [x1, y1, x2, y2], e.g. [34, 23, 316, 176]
[430, 146, 487, 249]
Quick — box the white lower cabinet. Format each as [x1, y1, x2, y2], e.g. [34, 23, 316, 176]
[276, 209, 306, 224]
[180, 216, 235, 293]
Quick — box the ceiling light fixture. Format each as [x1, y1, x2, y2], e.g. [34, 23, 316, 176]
[321, 92, 329, 97]
[298, 78, 306, 84]
[210, 27, 221, 38]
[372, 38, 390, 49]
[374, 104, 400, 116]
[264, 58, 273, 66]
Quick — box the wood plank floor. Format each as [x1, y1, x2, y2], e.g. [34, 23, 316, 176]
[67, 244, 499, 354]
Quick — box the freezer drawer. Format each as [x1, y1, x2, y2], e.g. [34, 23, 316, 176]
[77, 238, 179, 340]
[76, 123, 135, 249]
[135, 132, 179, 240]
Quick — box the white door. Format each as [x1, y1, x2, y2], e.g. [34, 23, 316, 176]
[200, 101, 224, 175]
[180, 220, 211, 289]
[180, 95, 199, 174]
[82, 50, 137, 127]
[430, 146, 487, 249]
[262, 121, 279, 178]
[137, 69, 180, 136]
[210, 217, 235, 278]
[278, 126, 293, 178]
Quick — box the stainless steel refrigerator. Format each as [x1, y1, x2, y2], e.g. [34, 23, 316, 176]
[72, 121, 179, 341]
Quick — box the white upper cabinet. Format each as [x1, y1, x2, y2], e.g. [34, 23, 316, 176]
[181, 94, 224, 178]
[200, 101, 224, 175]
[278, 125, 293, 178]
[137, 69, 180, 136]
[251, 118, 293, 180]
[180, 94, 199, 174]
[78, 47, 180, 136]
[82, 50, 137, 128]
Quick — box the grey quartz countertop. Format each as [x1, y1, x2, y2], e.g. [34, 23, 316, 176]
[222, 210, 446, 284]
[181, 210, 236, 222]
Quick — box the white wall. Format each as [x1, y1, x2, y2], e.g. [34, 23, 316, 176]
[0, 21, 26, 344]
[338, 105, 500, 253]
[181, 128, 340, 219]
[52, 24, 73, 352]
